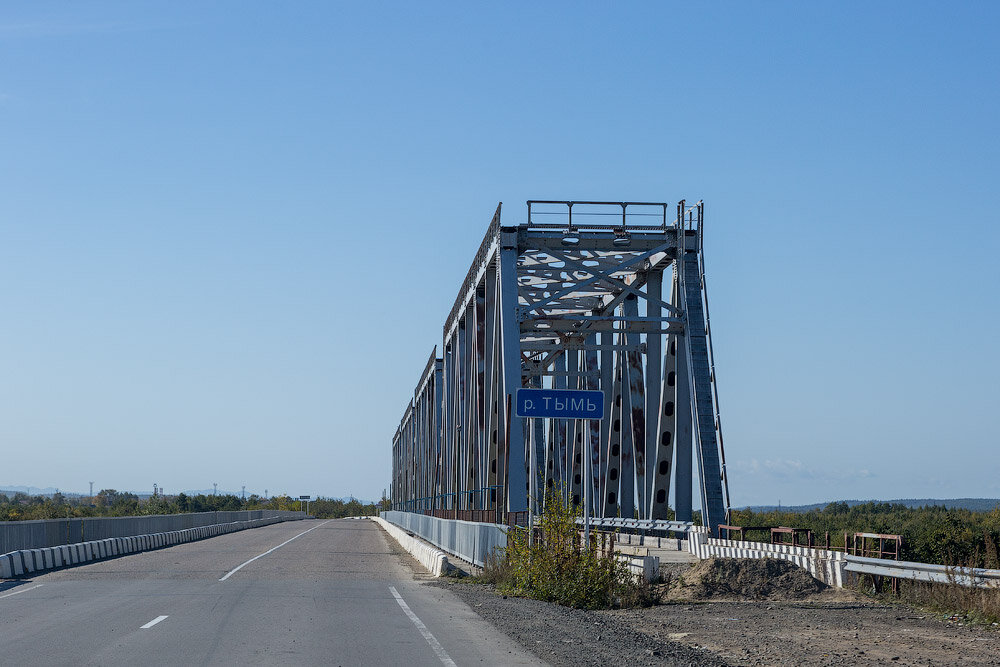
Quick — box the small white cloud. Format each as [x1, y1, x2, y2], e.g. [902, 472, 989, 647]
[731, 458, 875, 483]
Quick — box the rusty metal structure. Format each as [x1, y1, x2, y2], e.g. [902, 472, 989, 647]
[391, 200, 732, 533]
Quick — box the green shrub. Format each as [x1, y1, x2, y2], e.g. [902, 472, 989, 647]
[483, 489, 649, 609]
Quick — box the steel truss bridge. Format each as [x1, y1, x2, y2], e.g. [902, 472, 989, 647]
[391, 200, 732, 533]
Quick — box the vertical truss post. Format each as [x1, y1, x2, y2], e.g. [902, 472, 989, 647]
[567, 349, 582, 506]
[621, 294, 642, 520]
[465, 303, 477, 509]
[529, 375, 545, 514]
[644, 270, 663, 519]
[432, 357, 443, 512]
[499, 227, 527, 513]
[554, 352, 568, 501]
[651, 328, 676, 520]
[674, 329, 693, 520]
[484, 267, 499, 510]
[603, 345, 624, 517]
[475, 285, 487, 509]
[585, 334, 602, 516]
[457, 315, 469, 509]
[543, 382, 556, 498]
[445, 344, 456, 512]
[598, 333, 613, 511]
[392, 428, 398, 509]
[415, 392, 424, 511]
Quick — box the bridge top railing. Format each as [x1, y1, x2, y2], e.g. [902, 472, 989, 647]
[526, 200, 673, 232]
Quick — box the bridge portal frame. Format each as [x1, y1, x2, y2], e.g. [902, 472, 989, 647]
[391, 200, 732, 534]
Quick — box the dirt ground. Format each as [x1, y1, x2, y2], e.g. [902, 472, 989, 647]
[434, 579, 728, 667]
[436, 558, 1000, 666]
[607, 594, 1000, 666]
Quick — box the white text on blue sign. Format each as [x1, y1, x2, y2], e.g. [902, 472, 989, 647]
[515, 389, 605, 419]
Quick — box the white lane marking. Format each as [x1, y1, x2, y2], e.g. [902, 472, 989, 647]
[218, 520, 332, 581]
[389, 585, 457, 667]
[0, 583, 44, 599]
[140, 615, 169, 629]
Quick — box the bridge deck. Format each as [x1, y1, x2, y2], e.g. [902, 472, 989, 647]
[0, 519, 541, 666]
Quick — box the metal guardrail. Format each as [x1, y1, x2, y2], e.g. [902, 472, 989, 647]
[575, 517, 694, 534]
[845, 554, 1000, 588]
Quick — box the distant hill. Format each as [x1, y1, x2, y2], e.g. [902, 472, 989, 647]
[742, 498, 1000, 513]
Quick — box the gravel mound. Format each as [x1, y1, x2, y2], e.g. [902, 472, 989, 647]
[680, 557, 826, 600]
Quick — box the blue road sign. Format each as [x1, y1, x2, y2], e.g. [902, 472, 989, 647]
[515, 388, 605, 419]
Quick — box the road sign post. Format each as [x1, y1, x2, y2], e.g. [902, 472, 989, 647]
[299, 495, 311, 516]
[516, 389, 604, 549]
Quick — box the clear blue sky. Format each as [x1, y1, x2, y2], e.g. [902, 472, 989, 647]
[1, 2, 997, 504]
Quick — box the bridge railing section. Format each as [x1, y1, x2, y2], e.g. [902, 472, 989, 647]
[381, 510, 507, 568]
[579, 517, 693, 535]
[843, 554, 1000, 588]
[420, 508, 530, 527]
[0, 510, 305, 553]
[689, 527, 1000, 590]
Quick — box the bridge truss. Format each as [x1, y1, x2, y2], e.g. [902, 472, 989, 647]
[391, 200, 732, 533]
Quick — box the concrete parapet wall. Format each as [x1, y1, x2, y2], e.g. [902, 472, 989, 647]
[0, 510, 304, 553]
[0, 515, 304, 579]
[381, 511, 507, 568]
[372, 517, 448, 576]
[616, 553, 660, 583]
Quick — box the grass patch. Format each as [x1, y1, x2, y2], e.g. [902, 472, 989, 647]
[861, 535, 1000, 626]
[894, 579, 1000, 626]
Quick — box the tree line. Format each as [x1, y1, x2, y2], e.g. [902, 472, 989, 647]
[0, 490, 382, 521]
[729, 501, 1000, 568]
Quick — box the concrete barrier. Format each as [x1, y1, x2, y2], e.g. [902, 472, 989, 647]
[372, 517, 449, 576]
[380, 511, 507, 568]
[617, 553, 660, 583]
[0, 511, 305, 554]
[1, 515, 304, 579]
[0, 554, 13, 578]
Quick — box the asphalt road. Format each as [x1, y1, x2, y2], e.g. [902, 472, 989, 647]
[0, 518, 544, 666]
